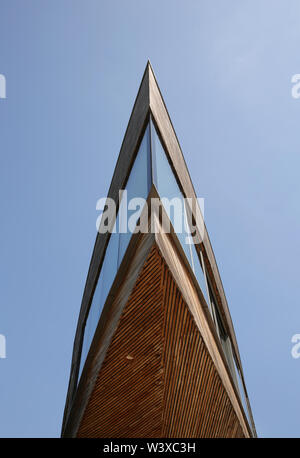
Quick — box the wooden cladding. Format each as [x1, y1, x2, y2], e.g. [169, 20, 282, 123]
[77, 245, 245, 438]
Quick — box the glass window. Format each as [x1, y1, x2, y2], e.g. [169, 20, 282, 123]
[78, 123, 151, 382]
[78, 215, 119, 378]
[151, 119, 246, 406]
[150, 119, 210, 306]
[118, 124, 150, 264]
[78, 280, 102, 377]
[209, 286, 249, 416]
[234, 358, 254, 431]
[190, 243, 210, 305]
[150, 120, 192, 266]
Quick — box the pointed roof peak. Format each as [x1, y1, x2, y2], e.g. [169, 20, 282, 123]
[145, 59, 155, 79]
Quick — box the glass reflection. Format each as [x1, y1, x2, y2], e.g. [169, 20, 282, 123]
[118, 124, 150, 264]
[78, 124, 151, 382]
[150, 119, 209, 305]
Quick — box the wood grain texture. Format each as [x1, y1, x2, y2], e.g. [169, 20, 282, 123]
[76, 245, 246, 438]
[154, 223, 251, 437]
[62, 230, 156, 437]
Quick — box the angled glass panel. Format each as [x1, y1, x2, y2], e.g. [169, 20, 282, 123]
[78, 214, 119, 378]
[78, 123, 151, 383]
[150, 119, 210, 307]
[190, 243, 210, 305]
[150, 120, 192, 265]
[234, 358, 254, 432]
[118, 124, 150, 264]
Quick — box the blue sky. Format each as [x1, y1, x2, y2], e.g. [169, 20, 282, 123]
[0, 0, 300, 437]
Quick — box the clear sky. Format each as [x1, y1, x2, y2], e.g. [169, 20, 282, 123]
[0, 0, 299, 438]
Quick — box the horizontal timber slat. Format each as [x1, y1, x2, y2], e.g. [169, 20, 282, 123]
[76, 246, 246, 438]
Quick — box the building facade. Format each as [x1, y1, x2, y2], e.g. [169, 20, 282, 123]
[61, 62, 256, 438]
